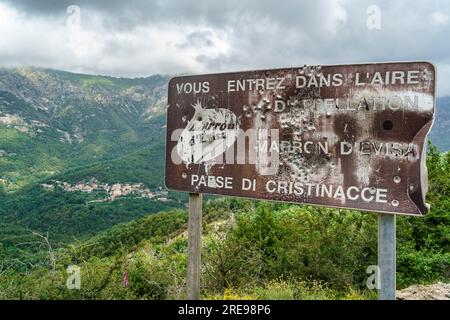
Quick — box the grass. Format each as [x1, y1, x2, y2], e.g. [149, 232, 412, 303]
[204, 279, 375, 300]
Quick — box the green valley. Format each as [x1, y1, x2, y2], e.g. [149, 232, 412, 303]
[0, 67, 449, 299]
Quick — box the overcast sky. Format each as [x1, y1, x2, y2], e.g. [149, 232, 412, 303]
[0, 0, 449, 96]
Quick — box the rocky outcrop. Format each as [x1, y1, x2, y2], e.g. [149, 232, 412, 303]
[397, 282, 450, 300]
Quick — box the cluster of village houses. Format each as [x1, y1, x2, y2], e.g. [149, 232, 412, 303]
[41, 178, 169, 202]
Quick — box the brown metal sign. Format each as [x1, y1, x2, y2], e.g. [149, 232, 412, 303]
[165, 62, 436, 215]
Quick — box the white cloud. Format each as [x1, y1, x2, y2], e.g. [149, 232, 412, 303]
[431, 11, 449, 25]
[0, 1, 449, 96]
[0, 2, 231, 76]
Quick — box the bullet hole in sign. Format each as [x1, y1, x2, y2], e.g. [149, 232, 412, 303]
[383, 120, 394, 130]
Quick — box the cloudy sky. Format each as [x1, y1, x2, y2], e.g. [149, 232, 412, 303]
[0, 0, 449, 96]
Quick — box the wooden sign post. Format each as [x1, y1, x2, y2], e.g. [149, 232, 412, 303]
[187, 193, 202, 300]
[165, 62, 436, 301]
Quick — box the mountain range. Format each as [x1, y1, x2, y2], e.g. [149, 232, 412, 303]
[0, 68, 181, 266]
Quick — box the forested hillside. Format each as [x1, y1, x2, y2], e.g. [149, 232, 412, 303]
[0, 67, 169, 190]
[0, 146, 448, 299]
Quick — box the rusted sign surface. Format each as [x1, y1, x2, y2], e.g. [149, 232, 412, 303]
[165, 62, 436, 215]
